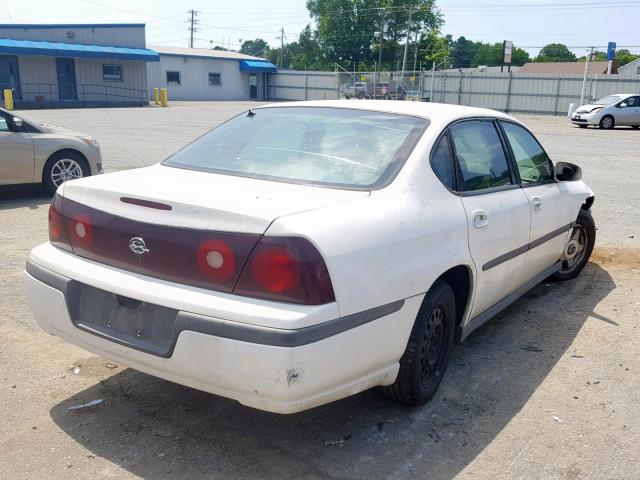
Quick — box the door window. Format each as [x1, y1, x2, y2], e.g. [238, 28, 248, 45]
[0, 115, 10, 132]
[449, 120, 513, 191]
[430, 134, 455, 190]
[501, 122, 554, 184]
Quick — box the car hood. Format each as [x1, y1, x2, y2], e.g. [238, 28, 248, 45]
[61, 164, 370, 234]
[575, 104, 606, 114]
[35, 123, 89, 138]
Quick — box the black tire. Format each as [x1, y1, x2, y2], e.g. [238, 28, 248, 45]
[382, 281, 456, 406]
[550, 208, 596, 281]
[42, 151, 90, 196]
[632, 125, 640, 129]
[357, 92, 364, 99]
[599, 115, 615, 129]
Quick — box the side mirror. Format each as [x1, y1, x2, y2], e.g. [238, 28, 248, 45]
[619, 102, 628, 108]
[555, 161, 582, 182]
[12, 117, 23, 131]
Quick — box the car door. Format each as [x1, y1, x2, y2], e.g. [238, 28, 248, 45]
[499, 121, 575, 283]
[0, 112, 36, 185]
[615, 96, 639, 125]
[629, 96, 640, 125]
[449, 119, 531, 319]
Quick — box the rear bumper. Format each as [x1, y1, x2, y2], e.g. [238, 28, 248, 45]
[25, 244, 421, 413]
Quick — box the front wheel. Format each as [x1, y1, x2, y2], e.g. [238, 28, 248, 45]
[43, 151, 90, 196]
[381, 281, 456, 406]
[550, 208, 596, 281]
[599, 115, 615, 129]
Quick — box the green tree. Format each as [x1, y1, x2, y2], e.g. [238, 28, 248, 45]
[240, 38, 269, 57]
[472, 42, 529, 67]
[615, 49, 640, 66]
[306, 0, 442, 70]
[534, 43, 577, 62]
[449, 36, 476, 68]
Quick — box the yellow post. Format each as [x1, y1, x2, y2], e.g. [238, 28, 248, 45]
[160, 88, 168, 107]
[153, 87, 160, 105]
[3, 89, 13, 111]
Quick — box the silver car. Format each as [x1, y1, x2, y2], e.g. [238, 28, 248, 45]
[0, 107, 102, 195]
[570, 94, 640, 129]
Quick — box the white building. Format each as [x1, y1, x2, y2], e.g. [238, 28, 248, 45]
[0, 23, 158, 108]
[618, 58, 640, 77]
[147, 46, 277, 101]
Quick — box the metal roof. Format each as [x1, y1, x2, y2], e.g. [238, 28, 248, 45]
[149, 45, 266, 62]
[0, 38, 159, 61]
[0, 23, 145, 29]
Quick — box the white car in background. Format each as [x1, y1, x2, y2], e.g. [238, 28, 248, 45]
[0, 107, 102, 194]
[570, 94, 640, 129]
[26, 101, 595, 414]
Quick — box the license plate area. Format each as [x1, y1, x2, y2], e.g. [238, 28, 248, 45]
[69, 282, 179, 357]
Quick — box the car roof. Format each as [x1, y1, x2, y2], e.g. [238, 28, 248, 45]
[256, 100, 518, 125]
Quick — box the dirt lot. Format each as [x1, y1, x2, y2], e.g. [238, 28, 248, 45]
[1, 102, 639, 480]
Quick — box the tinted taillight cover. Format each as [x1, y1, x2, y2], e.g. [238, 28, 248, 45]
[49, 196, 335, 305]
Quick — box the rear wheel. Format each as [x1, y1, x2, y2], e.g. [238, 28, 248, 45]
[599, 115, 615, 129]
[382, 281, 456, 406]
[43, 151, 90, 196]
[550, 209, 596, 281]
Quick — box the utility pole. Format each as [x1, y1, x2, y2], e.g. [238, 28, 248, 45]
[580, 46, 594, 106]
[412, 28, 420, 73]
[276, 27, 286, 68]
[188, 9, 200, 48]
[401, 9, 413, 77]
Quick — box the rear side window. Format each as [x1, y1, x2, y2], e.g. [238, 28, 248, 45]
[501, 122, 553, 184]
[450, 120, 512, 191]
[430, 134, 455, 190]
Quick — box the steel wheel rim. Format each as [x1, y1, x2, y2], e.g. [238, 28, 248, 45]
[420, 305, 447, 385]
[51, 159, 83, 187]
[559, 225, 588, 273]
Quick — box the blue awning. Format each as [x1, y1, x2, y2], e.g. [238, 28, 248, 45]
[0, 38, 159, 61]
[239, 60, 277, 73]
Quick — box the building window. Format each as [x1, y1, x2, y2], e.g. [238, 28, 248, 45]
[103, 64, 123, 82]
[166, 71, 181, 85]
[208, 72, 221, 86]
[637, 66, 640, 75]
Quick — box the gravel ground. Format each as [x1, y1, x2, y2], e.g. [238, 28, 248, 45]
[1, 102, 639, 480]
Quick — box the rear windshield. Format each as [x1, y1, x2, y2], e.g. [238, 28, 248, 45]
[163, 107, 427, 189]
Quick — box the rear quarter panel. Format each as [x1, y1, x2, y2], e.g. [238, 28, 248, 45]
[267, 134, 473, 319]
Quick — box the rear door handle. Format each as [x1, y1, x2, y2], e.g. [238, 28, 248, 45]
[472, 209, 489, 229]
[531, 196, 543, 212]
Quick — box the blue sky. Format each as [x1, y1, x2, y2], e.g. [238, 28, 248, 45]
[1, 0, 639, 59]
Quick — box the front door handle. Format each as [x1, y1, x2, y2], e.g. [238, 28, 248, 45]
[472, 209, 489, 229]
[531, 196, 543, 212]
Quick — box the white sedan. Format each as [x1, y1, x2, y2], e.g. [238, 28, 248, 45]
[570, 94, 640, 129]
[25, 101, 595, 414]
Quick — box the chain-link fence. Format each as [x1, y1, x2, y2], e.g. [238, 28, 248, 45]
[337, 71, 425, 101]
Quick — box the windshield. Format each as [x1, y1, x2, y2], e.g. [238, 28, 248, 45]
[593, 95, 623, 106]
[163, 107, 427, 189]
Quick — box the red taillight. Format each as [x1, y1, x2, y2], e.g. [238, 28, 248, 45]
[196, 239, 236, 281]
[48, 195, 72, 252]
[234, 237, 335, 305]
[252, 247, 300, 293]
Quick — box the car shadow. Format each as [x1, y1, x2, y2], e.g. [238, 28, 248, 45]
[0, 187, 50, 211]
[49, 262, 615, 479]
